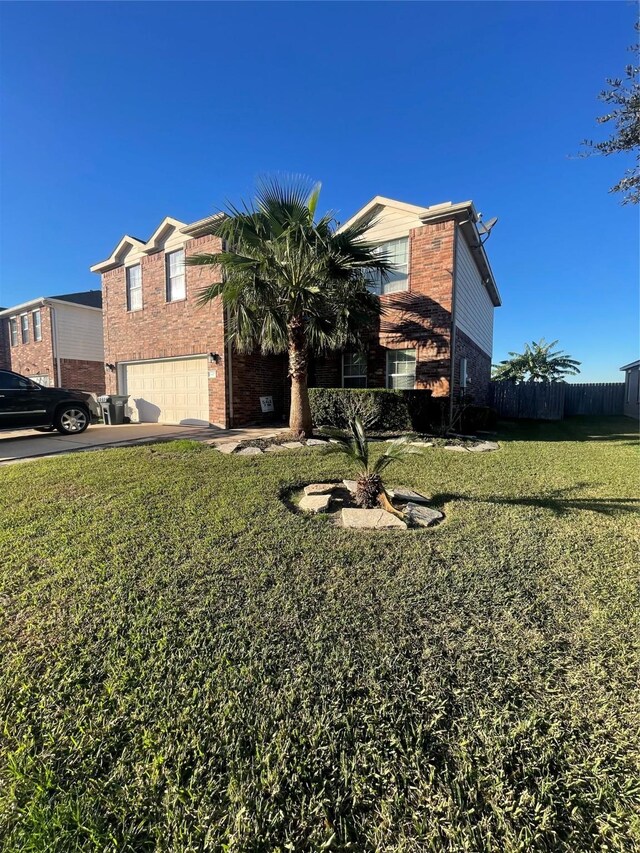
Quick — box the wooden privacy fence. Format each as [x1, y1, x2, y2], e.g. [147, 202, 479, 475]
[489, 382, 625, 420]
[563, 383, 625, 416]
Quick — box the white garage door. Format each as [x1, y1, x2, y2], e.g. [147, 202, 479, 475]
[122, 357, 209, 426]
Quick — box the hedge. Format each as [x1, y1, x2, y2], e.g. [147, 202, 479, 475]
[309, 388, 425, 432]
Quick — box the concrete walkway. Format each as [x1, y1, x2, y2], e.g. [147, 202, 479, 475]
[0, 423, 287, 465]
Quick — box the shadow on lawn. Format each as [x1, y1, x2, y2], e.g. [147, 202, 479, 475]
[495, 416, 638, 446]
[433, 484, 640, 517]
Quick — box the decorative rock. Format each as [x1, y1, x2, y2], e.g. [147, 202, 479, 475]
[265, 444, 287, 452]
[237, 446, 263, 455]
[444, 445, 469, 452]
[282, 441, 304, 449]
[388, 487, 431, 504]
[304, 483, 337, 496]
[306, 438, 328, 446]
[341, 508, 407, 529]
[468, 441, 499, 452]
[216, 441, 241, 454]
[404, 502, 443, 527]
[343, 479, 358, 493]
[299, 494, 332, 513]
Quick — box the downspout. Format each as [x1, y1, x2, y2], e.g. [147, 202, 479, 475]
[49, 303, 62, 387]
[449, 226, 459, 428]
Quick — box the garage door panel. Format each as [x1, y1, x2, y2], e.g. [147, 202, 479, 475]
[123, 358, 209, 426]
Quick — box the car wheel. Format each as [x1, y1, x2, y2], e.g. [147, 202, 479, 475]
[55, 405, 89, 435]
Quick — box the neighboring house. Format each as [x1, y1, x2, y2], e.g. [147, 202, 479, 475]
[311, 197, 501, 406]
[620, 360, 640, 419]
[0, 292, 105, 393]
[91, 196, 501, 428]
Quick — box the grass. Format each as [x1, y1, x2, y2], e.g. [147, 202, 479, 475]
[0, 417, 638, 852]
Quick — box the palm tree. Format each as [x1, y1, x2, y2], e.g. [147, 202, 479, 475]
[322, 418, 422, 510]
[492, 339, 581, 383]
[188, 177, 391, 437]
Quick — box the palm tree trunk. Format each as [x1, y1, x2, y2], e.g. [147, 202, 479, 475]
[288, 316, 313, 439]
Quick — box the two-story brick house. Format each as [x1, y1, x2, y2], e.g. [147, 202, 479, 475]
[311, 197, 502, 406]
[91, 196, 501, 428]
[0, 291, 105, 392]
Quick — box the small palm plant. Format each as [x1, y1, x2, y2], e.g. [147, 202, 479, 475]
[322, 418, 423, 509]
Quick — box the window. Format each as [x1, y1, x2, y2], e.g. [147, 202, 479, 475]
[386, 349, 416, 389]
[0, 370, 33, 390]
[30, 374, 50, 386]
[32, 309, 42, 341]
[166, 249, 186, 302]
[366, 237, 409, 295]
[460, 357, 468, 389]
[9, 317, 18, 347]
[342, 352, 367, 388]
[20, 314, 29, 344]
[126, 265, 142, 311]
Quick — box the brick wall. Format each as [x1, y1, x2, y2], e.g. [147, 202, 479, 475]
[59, 358, 106, 394]
[101, 233, 228, 426]
[0, 317, 10, 370]
[452, 328, 492, 405]
[6, 306, 56, 383]
[231, 352, 289, 425]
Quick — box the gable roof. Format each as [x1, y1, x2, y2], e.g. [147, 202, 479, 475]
[91, 213, 225, 273]
[0, 291, 103, 317]
[51, 290, 103, 308]
[339, 195, 501, 307]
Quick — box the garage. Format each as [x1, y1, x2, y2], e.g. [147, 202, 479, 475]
[121, 357, 210, 426]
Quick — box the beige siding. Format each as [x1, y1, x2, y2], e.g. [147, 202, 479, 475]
[360, 207, 426, 243]
[54, 303, 105, 362]
[454, 231, 494, 356]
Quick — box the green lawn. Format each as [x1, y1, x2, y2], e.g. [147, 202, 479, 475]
[1, 417, 638, 852]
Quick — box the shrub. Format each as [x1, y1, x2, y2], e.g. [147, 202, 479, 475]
[309, 388, 412, 431]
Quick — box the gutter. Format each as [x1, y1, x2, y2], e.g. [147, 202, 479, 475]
[0, 297, 102, 318]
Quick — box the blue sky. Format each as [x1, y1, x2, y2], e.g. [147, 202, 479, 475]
[0, 1, 637, 381]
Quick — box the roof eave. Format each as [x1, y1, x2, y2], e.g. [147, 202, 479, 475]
[620, 360, 640, 371]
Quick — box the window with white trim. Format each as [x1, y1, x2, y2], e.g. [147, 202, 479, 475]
[9, 317, 18, 347]
[33, 309, 42, 341]
[20, 314, 29, 344]
[366, 237, 409, 295]
[166, 249, 186, 302]
[342, 352, 367, 388]
[386, 349, 416, 389]
[126, 265, 142, 312]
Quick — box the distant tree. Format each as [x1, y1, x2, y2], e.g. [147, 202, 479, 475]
[582, 22, 640, 204]
[492, 339, 581, 383]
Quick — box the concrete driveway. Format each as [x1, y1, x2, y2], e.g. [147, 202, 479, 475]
[0, 423, 286, 464]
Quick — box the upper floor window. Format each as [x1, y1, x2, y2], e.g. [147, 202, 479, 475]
[9, 317, 18, 347]
[366, 237, 409, 296]
[166, 249, 186, 302]
[126, 265, 142, 312]
[386, 348, 416, 389]
[33, 309, 42, 341]
[20, 314, 29, 344]
[342, 352, 367, 388]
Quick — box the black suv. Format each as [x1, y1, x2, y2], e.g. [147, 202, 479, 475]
[0, 370, 94, 435]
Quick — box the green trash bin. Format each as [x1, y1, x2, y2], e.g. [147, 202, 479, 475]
[98, 394, 129, 425]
